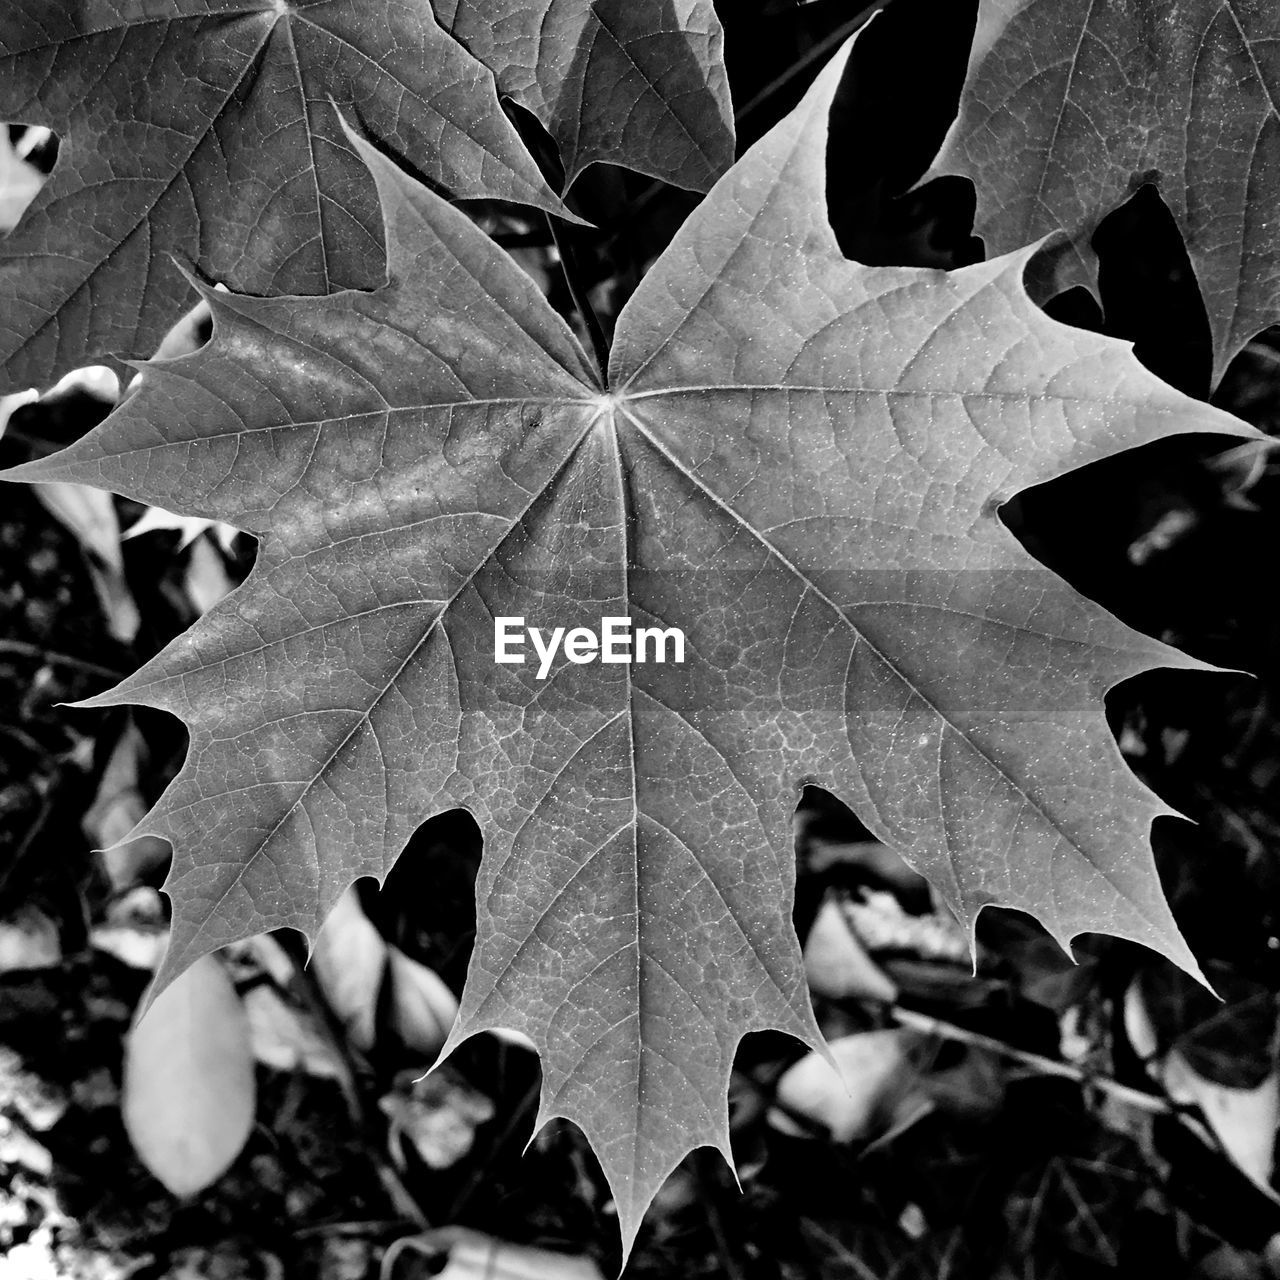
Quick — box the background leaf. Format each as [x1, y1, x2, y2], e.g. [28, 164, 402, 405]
[121, 952, 256, 1197]
[929, 0, 1280, 385]
[0, 0, 569, 393]
[436, 0, 734, 191]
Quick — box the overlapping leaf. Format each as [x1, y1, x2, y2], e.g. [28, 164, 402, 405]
[929, 0, 1280, 385]
[4, 39, 1258, 1251]
[436, 0, 733, 191]
[0, 0, 567, 395]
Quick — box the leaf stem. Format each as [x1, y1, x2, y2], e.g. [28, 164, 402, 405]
[546, 214, 611, 381]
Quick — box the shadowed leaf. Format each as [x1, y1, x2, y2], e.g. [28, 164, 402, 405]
[0, 0, 569, 393]
[929, 0, 1280, 386]
[436, 0, 733, 191]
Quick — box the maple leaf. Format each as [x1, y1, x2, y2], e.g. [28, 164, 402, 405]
[3, 37, 1259, 1251]
[0, 0, 569, 395]
[435, 0, 733, 191]
[928, 0, 1280, 386]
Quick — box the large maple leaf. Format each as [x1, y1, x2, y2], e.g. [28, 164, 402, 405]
[929, 0, 1280, 386]
[4, 38, 1258, 1250]
[435, 0, 733, 192]
[0, 0, 569, 395]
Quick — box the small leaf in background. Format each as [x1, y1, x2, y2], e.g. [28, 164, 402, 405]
[436, 0, 734, 192]
[846, 890, 970, 964]
[310, 887, 459, 1059]
[0, 904, 60, 973]
[19, 368, 138, 643]
[0, 127, 43, 234]
[90, 888, 170, 971]
[123, 507, 239, 555]
[1124, 979, 1280, 1193]
[122, 953, 255, 1197]
[803, 893, 897, 1004]
[30, 483, 123, 573]
[383, 1228, 603, 1280]
[771, 1029, 917, 1143]
[83, 724, 170, 890]
[242, 984, 344, 1081]
[309, 887, 387, 1054]
[183, 537, 235, 617]
[379, 1065, 495, 1170]
[386, 946, 459, 1060]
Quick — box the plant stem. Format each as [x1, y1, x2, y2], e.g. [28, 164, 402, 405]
[890, 1005, 1171, 1114]
[546, 214, 611, 380]
[0, 639, 123, 681]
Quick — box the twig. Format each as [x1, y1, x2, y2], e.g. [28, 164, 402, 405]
[735, 3, 887, 127]
[546, 214, 610, 378]
[889, 1005, 1172, 1115]
[0, 639, 123, 681]
[444, 1076, 541, 1221]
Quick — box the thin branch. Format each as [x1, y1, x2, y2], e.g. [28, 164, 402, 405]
[546, 214, 611, 378]
[0, 639, 123, 681]
[889, 1006, 1171, 1115]
[736, 3, 886, 127]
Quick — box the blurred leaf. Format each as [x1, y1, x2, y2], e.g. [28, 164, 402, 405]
[242, 984, 343, 1080]
[386, 945, 459, 1060]
[0, 905, 60, 973]
[309, 886, 386, 1054]
[122, 953, 255, 1197]
[30, 473, 139, 643]
[84, 723, 171, 888]
[124, 506, 237, 555]
[1138, 964, 1277, 1090]
[184, 537, 234, 616]
[384, 1228, 603, 1280]
[804, 893, 897, 1003]
[771, 1029, 915, 1143]
[1126, 980, 1280, 1195]
[0, 129, 43, 234]
[379, 1065, 494, 1170]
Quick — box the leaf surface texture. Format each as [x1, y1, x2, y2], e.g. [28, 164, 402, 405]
[0, 0, 566, 392]
[435, 0, 733, 190]
[932, 0, 1280, 383]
